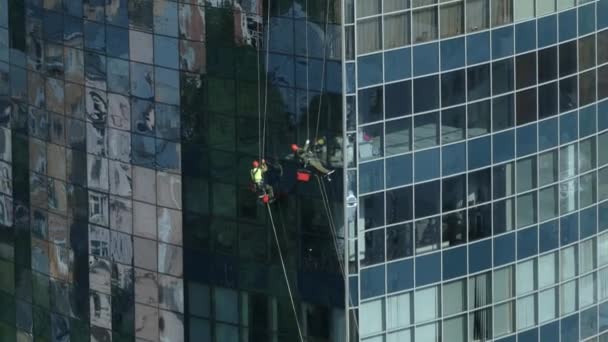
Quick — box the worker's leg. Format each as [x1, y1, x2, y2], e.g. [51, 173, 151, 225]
[265, 184, 274, 199]
[308, 158, 331, 174]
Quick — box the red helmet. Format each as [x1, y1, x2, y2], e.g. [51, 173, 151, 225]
[291, 144, 298, 152]
[252, 160, 259, 167]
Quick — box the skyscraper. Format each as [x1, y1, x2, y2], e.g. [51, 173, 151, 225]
[347, 0, 608, 341]
[1, 0, 608, 341]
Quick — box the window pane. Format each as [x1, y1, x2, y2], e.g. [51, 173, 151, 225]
[538, 252, 558, 288]
[384, 13, 410, 49]
[517, 192, 536, 228]
[384, 0, 410, 12]
[600, 232, 608, 266]
[443, 279, 467, 315]
[539, 185, 558, 222]
[579, 273, 596, 308]
[440, 2, 464, 38]
[494, 266, 514, 302]
[517, 294, 536, 330]
[358, 18, 382, 54]
[557, 0, 575, 10]
[539, 287, 557, 323]
[415, 286, 440, 322]
[415, 322, 439, 342]
[561, 245, 578, 280]
[514, 0, 534, 21]
[412, 7, 438, 43]
[386, 118, 412, 155]
[466, 0, 489, 32]
[470, 272, 492, 309]
[539, 150, 558, 186]
[360, 298, 385, 335]
[492, 0, 513, 26]
[516, 157, 536, 193]
[579, 238, 596, 274]
[517, 259, 536, 295]
[494, 301, 515, 337]
[560, 280, 577, 315]
[443, 315, 467, 342]
[537, 0, 556, 14]
[358, 0, 382, 17]
[387, 292, 411, 329]
[470, 308, 492, 340]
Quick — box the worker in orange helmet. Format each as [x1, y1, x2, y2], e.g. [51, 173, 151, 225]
[291, 139, 334, 177]
[250, 159, 274, 203]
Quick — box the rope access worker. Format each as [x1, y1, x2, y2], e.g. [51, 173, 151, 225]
[251, 159, 275, 203]
[291, 139, 335, 177]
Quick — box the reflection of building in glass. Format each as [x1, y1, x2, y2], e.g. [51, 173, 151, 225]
[2, 0, 345, 341]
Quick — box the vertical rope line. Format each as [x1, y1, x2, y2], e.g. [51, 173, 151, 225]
[257, 11, 262, 161]
[314, 0, 331, 141]
[262, 0, 272, 159]
[267, 204, 305, 342]
[306, 0, 310, 139]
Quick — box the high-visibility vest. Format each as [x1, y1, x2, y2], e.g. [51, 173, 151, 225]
[251, 167, 263, 183]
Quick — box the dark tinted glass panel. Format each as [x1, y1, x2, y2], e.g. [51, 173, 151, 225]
[387, 224, 413, 260]
[467, 64, 490, 101]
[516, 52, 536, 89]
[559, 41, 577, 77]
[467, 32, 490, 65]
[441, 69, 466, 107]
[442, 211, 466, 248]
[441, 37, 465, 70]
[468, 168, 491, 205]
[494, 233, 515, 266]
[599, 30, 608, 65]
[415, 216, 440, 253]
[492, 94, 515, 131]
[386, 186, 413, 224]
[358, 86, 383, 124]
[441, 106, 466, 143]
[578, 35, 596, 71]
[467, 100, 490, 138]
[442, 175, 466, 212]
[516, 89, 537, 125]
[414, 180, 440, 218]
[538, 47, 557, 83]
[413, 75, 439, 112]
[600, 65, 608, 100]
[468, 136, 491, 170]
[539, 82, 558, 119]
[559, 76, 578, 113]
[468, 204, 491, 241]
[386, 154, 413, 188]
[492, 58, 514, 95]
[361, 229, 385, 266]
[579, 70, 596, 106]
[385, 80, 412, 118]
[361, 192, 385, 229]
[442, 142, 466, 175]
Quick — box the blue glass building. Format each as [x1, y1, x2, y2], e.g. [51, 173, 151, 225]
[345, 0, 608, 341]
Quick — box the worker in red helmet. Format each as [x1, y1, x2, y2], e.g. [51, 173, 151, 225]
[291, 139, 334, 177]
[250, 159, 274, 203]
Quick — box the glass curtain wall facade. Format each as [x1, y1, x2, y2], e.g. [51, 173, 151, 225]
[0, 0, 344, 341]
[345, 0, 608, 341]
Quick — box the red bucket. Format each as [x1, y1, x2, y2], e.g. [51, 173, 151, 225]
[296, 169, 311, 182]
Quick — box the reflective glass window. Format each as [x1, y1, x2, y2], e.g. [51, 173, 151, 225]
[466, 0, 489, 32]
[412, 7, 438, 43]
[414, 112, 439, 149]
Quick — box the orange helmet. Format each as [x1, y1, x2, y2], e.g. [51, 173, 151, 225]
[252, 160, 259, 167]
[291, 144, 298, 152]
